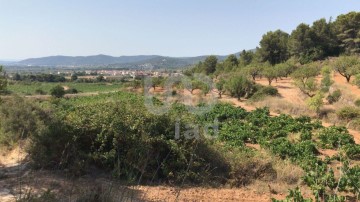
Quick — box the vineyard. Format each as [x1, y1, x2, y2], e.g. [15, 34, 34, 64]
[0, 90, 359, 201]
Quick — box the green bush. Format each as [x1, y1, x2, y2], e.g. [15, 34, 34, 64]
[65, 88, 78, 94]
[318, 126, 355, 149]
[35, 88, 47, 95]
[336, 106, 360, 121]
[261, 85, 279, 96]
[355, 99, 360, 107]
[327, 90, 341, 104]
[225, 74, 257, 100]
[250, 85, 279, 101]
[50, 85, 65, 98]
[29, 92, 230, 184]
[0, 96, 48, 145]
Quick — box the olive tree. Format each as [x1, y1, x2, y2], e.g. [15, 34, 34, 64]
[332, 56, 360, 83]
[225, 74, 256, 100]
[291, 64, 320, 97]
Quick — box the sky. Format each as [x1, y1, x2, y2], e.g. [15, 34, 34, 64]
[0, 0, 359, 60]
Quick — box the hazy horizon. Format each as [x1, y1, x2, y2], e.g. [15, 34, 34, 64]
[1, 0, 359, 60]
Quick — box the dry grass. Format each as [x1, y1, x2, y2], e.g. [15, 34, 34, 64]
[251, 97, 315, 117]
[247, 153, 307, 195]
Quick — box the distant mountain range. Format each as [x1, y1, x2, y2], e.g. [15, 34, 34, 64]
[6, 52, 243, 69]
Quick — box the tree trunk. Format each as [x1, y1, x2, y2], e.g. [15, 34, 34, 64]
[346, 76, 351, 83]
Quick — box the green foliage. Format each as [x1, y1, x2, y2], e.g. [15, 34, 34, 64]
[29, 92, 230, 184]
[225, 74, 256, 100]
[306, 92, 324, 114]
[288, 19, 339, 64]
[318, 126, 355, 149]
[355, 99, 360, 107]
[223, 54, 238, 71]
[272, 187, 313, 202]
[35, 88, 47, 95]
[0, 65, 7, 93]
[291, 64, 320, 97]
[250, 85, 279, 101]
[0, 96, 48, 145]
[65, 88, 79, 94]
[238, 50, 254, 67]
[320, 66, 334, 92]
[332, 55, 360, 83]
[151, 76, 164, 90]
[203, 55, 218, 74]
[335, 12, 360, 54]
[243, 63, 264, 80]
[259, 30, 290, 65]
[354, 74, 360, 88]
[275, 62, 297, 78]
[216, 79, 226, 98]
[262, 66, 278, 85]
[343, 144, 360, 160]
[336, 106, 360, 121]
[96, 75, 105, 82]
[326, 89, 341, 104]
[70, 74, 78, 81]
[50, 85, 65, 98]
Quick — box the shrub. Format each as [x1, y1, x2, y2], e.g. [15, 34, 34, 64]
[355, 99, 360, 107]
[0, 96, 48, 145]
[327, 90, 341, 104]
[306, 92, 323, 115]
[65, 88, 78, 94]
[35, 88, 47, 95]
[261, 86, 279, 96]
[50, 85, 65, 98]
[343, 144, 360, 160]
[336, 106, 360, 121]
[318, 126, 355, 149]
[29, 92, 230, 184]
[225, 74, 256, 100]
[250, 85, 279, 101]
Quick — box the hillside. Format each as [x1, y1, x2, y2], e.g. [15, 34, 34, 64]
[14, 54, 231, 69]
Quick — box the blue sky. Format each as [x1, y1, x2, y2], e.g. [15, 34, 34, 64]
[0, 0, 359, 60]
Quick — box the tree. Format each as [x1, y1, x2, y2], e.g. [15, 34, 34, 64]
[185, 79, 204, 94]
[306, 92, 324, 116]
[151, 77, 164, 90]
[223, 54, 238, 71]
[225, 75, 256, 100]
[13, 73, 21, 81]
[259, 30, 290, 65]
[0, 66, 7, 93]
[289, 23, 314, 63]
[291, 64, 320, 97]
[50, 85, 65, 98]
[96, 75, 105, 82]
[334, 12, 360, 54]
[311, 18, 339, 58]
[214, 63, 224, 79]
[332, 56, 360, 83]
[262, 66, 278, 85]
[275, 62, 297, 78]
[238, 50, 255, 67]
[203, 55, 218, 74]
[244, 63, 264, 80]
[216, 79, 226, 98]
[71, 74, 78, 81]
